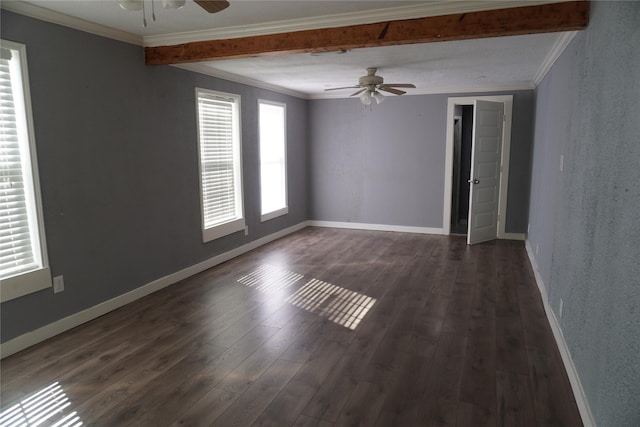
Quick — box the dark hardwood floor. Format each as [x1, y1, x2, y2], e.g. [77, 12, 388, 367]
[0, 227, 583, 426]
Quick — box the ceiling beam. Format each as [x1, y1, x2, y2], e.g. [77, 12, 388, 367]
[145, 1, 589, 65]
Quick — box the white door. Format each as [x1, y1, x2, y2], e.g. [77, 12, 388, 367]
[467, 100, 504, 245]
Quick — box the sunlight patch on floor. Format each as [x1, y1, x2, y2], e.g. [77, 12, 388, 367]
[286, 278, 376, 330]
[0, 382, 82, 427]
[237, 264, 304, 293]
[237, 265, 376, 330]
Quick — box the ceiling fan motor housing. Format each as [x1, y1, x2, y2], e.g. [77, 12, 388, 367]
[359, 68, 383, 87]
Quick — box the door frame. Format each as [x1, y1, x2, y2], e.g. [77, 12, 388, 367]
[442, 95, 514, 238]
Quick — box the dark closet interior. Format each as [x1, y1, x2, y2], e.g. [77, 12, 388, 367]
[450, 105, 473, 235]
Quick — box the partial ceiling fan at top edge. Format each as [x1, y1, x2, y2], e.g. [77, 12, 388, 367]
[194, 0, 230, 13]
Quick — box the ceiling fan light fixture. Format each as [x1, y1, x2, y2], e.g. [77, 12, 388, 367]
[164, 0, 186, 9]
[373, 91, 384, 104]
[118, 0, 143, 11]
[360, 91, 372, 106]
[326, 68, 414, 107]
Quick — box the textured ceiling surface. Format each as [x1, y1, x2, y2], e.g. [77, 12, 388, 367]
[195, 32, 561, 97]
[4, 0, 569, 97]
[9, 0, 421, 37]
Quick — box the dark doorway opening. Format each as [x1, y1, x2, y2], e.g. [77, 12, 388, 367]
[450, 105, 473, 235]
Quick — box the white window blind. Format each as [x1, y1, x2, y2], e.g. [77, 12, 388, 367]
[0, 40, 50, 301]
[196, 89, 244, 242]
[1, 47, 38, 279]
[259, 100, 287, 221]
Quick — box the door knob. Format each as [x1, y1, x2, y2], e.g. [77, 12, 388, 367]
[468, 179, 480, 184]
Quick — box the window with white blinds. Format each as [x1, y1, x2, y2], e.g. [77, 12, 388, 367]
[259, 100, 288, 222]
[195, 88, 245, 242]
[1, 40, 50, 302]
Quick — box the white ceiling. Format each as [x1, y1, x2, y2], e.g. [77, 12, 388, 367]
[2, 0, 575, 98]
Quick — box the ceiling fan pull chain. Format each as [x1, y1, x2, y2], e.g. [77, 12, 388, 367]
[151, 0, 157, 22]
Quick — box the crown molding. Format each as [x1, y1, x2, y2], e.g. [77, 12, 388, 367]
[310, 82, 535, 100]
[532, 31, 578, 86]
[2, 0, 560, 99]
[1, 1, 142, 45]
[173, 63, 309, 99]
[143, 0, 565, 47]
[402, 82, 535, 96]
[2, 0, 566, 50]
[175, 62, 535, 100]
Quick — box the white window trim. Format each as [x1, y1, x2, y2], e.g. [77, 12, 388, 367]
[195, 88, 245, 242]
[1, 40, 51, 302]
[258, 99, 288, 223]
[261, 207, 289, 223]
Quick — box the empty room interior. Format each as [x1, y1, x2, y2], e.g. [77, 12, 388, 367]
[0, 1, 638, 426]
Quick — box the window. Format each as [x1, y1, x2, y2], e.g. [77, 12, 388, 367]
[195, 88, 245, 242]
[258, 100, 287, 222]
[1, 40, 51, 302]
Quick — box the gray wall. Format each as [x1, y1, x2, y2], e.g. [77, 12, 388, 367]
[0, 11, 309, 342]
[527, 2, 640, 426]
[309, 91, 534, 232]
[0, 8, 537, 346]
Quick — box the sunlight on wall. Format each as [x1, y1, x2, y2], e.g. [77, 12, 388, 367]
[237, 265, 376, 330]
[0, 382, 82, 426]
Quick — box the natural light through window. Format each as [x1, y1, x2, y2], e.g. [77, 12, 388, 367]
[236, 265, 376, 330]
[195, 88, 245, 242]
[237, 264, 303, 293]
[0, 40, 51, 302]
[258, 100, 287, 222]
[0, 382, 82, 427]
[286, 279, 376, 330]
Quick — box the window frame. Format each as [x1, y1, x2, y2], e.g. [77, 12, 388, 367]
[258, 99, 288, 223]
[0, 40, 51, 302]
[195, 88, 245, 242]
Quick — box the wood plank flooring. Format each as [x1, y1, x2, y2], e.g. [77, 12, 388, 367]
[0, 227, 583, 426]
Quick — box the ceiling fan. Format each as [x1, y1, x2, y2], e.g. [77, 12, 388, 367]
[118, 0, 229, 27]
[325, 68, 416, 105]
[193, 0, 230, 13]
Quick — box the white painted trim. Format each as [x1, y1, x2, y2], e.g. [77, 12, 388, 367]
[195, 88, 246, 243]
[308, 221, 445, 236]
[176, 64, 307, 99]
[260, 207, 289, 223]
[443, 95, 514, 239]
[258, 98, 288, 224]
[531, 31, 578, 87]
[2, 0, 563, 100]
[311, 83, 534, 100]
[180, 64, 533, 101]
[0, 1, 142, 46]
[0, 222, 307, 359]
[496, 98, 514, 240]
[525, 240, 547, 298]
[525, 241, 596, 427]
[143, 1, 567, 47]
[1, 0, 565, 49]
[1, 267, 51, 303]
[502, 232, 526, 241]
[0, 40, 52, 302]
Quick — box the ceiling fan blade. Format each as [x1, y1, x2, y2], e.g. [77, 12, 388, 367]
[379, 83, 416, 88]
[194, 0, 230, 13]
[324, 86, 362, 92]
[378, 87, 406, 95]
[350, 89, 366, 97]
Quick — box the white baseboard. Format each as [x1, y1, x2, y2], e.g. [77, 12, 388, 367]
[0, 222, 308, 359]
[500, 232, 526, 241]
[524, 240, 596, 427]
[308, 220, 445, 235]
